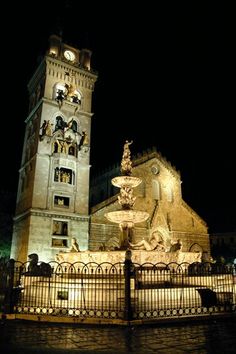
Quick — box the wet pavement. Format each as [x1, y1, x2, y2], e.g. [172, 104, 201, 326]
[0, 316, 236, 353]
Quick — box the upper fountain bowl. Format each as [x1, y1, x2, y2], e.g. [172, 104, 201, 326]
[112, 176, 142, 188]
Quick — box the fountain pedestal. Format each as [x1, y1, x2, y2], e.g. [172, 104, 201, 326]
[104, 141, 149, 249]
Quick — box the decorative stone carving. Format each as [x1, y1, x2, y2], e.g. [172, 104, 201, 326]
[120, 140, 133, 176]
[105, 140, 149, 249]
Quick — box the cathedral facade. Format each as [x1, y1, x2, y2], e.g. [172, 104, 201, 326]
[11, 36, 210, 263]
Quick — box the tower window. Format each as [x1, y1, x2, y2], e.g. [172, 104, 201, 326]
[54, 196, 70, 208]
[53, 220, 68, 236]
[54, 167, 74, 184]
[71, 90, 81, 105]
[54, 83, 82, 107]
[68, 145, 76, 156]
[55, 84, 66, 103]
[67, 119, 78, 133]
[55, 116, 66, 132]
[52, 238, 68, 248]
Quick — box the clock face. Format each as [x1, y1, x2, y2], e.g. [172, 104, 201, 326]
[64, 50, 75, 61]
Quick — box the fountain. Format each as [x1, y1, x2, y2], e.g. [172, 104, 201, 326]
[56, 141, 202, 265]
[104, 140, 149, 249]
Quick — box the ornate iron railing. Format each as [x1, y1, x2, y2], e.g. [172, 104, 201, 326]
[0, 257, 235, 322]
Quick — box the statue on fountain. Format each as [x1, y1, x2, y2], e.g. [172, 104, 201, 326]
[121, 140, 133, 175]
[69, 237, 80, 252]
[129, 233, 166, 251]
[118, 186, 136, 209]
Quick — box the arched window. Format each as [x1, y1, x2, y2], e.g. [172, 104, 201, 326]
[152, 180, 160, 200]
[167, 186, 173, 203]
[70, 89, 81, 104]
[68, 145, 76, 156]
[55, 116, 66, 132]
[71, 120, 77, 132]
[189, 243, 202, 253]
[54, 83, 66, 100]
[53, 83, 82, 106]
[54, 141, 59, 153]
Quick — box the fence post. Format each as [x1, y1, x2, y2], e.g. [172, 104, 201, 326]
[124, 249, 132, 321]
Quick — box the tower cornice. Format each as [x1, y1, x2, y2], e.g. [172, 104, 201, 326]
[13, 208, 90, 222]
[46, 56, 97, 80]
[28, 56, 98, 94]
[42, 98, 95, 117]
[24, 98, 94, 124]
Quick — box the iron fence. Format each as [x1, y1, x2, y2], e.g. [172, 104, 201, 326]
[131, 261, 235, 320]
[0, 257, 235, 322]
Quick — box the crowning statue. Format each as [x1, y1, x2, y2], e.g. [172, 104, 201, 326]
[120, 140, 133, 176]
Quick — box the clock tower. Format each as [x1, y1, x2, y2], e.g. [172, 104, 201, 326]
[11, 35, 98, 262]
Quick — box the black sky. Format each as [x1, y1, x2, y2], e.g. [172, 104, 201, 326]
[1, 1, 235, 233]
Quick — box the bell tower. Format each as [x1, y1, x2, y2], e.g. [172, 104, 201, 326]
[11, 35, 98, 262]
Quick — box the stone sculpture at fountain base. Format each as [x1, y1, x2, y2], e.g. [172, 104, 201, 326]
[55, 249, 202, 265]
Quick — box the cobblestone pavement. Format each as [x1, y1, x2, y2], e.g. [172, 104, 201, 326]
[0, 317, 236, 354]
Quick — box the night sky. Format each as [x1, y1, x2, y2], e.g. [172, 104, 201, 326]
[1, 1, 235, 233]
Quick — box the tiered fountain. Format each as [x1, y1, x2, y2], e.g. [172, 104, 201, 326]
[104, 140, 149, 249]
[56, 141, 202, 265]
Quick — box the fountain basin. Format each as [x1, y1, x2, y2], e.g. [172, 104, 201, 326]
[55, 250, 202, 267]
[112, 176, 142, 188]
[104, 209, 149, 224]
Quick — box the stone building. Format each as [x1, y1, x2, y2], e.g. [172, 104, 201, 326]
[90, 148, 210, 254]
[10, 35, 210, 263]
[11, 35, 98, 262]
